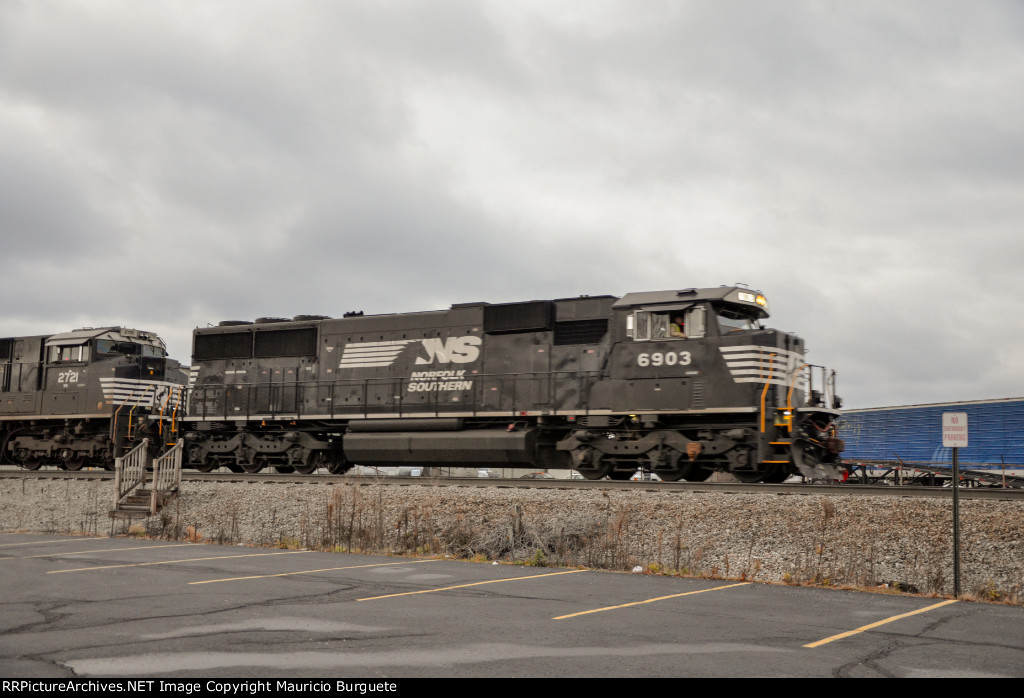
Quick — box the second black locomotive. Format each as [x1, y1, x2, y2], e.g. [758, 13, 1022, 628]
[182, 286, 843, 482]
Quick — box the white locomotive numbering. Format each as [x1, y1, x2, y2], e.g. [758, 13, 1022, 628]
[57, 371, 80, 384]
[637, 351, 691, 367]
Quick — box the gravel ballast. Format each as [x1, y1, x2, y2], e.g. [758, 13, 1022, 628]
[2, 477, 1021, 603]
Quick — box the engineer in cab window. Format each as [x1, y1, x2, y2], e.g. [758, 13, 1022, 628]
[670, 316, 686, 338]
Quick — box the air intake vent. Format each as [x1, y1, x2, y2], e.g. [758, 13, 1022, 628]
[553, 319, 608, 346]
[254, 328, 318, 358]
[483, 301, 553, 334]
[194, 331, 252, 360]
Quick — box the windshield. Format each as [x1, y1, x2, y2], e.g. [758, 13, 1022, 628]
[716, 308, 759, 333]
[95, 340, 165, 357]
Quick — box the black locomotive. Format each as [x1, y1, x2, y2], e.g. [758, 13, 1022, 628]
[183, 286, 844, 482]
[0, 327, 186, 470]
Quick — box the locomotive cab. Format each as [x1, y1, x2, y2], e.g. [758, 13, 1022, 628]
[44, 328, 171, 411]
[623, 288, 768, 342]
[569, 287, 844, 482]
[94, 336, 169, 380]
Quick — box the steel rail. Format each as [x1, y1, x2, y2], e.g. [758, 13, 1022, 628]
[2, 469, 1022, 500]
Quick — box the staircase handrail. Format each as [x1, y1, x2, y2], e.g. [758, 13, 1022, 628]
[114, 438, 149, 508]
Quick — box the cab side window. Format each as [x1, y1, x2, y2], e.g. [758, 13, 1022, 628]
[628, 308, 704, 340]
[49, 344, 90, 363]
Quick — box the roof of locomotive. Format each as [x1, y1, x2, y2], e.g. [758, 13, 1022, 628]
[46, 326, 166, 349]
[198, 295, 619, 334]
[613, 286, 770, 318]
[195, 288, 770, 334]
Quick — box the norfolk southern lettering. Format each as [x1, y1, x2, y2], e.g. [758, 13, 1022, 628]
[407, 369, 473, 392]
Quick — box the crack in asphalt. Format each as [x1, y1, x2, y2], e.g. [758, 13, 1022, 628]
[834, 639, 900, 678]
[0, 584, 361, 636]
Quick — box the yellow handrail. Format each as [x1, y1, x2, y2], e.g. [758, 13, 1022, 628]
[125, 384, 155, 440]
[169, 386, 182, 439]
[759, 352, 776, 433]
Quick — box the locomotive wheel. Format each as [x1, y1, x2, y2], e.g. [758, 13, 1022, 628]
[193, 459, 218, 473]
[657, 468, 685, 482]
[63, 459, 85, 472]
[239, 457, 266, 474]
[21, 459, 42, 471]
[577, 454, 612, 480]
[293, 463, 319, 475]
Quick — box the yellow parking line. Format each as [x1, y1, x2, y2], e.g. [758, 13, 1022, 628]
[48, 550, 313, 574]
[0, 537, 108, 548]
[804, 599, 959, 648]
[358, 569, 586, 601]
[6, 543, 199, 560]
[553, 582, 750, 620]
[191, 558, 441, 585]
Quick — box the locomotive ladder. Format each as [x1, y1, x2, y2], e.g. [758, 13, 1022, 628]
[111, 384, 157, 448]
[111, 383, 184, 454]
[110, 438, 183, 519]
[157, 385, 184, 446]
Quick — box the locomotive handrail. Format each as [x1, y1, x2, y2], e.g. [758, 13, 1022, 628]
[786, 363, 811, 427]
[112, 383, 157, 442]
[127, 384, 156, 436]
[150, 439, 183, 512]
[797, 364, 839, 411]
[169, 386, 183, 440]
[759, 352, 777, 433]
[188, 370, 606, 422]
[114, 438, 149, 506]
[157, 386, 183, 439]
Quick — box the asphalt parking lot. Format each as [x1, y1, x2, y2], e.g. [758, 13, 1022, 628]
[2, 533, 1023, 678]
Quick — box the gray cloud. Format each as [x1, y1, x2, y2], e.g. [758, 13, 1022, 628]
[1, 0, 1021, 408]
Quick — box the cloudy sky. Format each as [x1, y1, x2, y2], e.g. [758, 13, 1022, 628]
[1, 1, 1022, 408]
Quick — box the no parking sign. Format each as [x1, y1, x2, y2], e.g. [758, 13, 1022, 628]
[943, 411, 967, 597]
[942, 412, 968, 448]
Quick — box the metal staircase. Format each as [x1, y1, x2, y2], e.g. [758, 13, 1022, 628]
[110, 438, 184, 519]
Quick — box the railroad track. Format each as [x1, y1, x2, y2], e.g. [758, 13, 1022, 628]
[2, 468, 1022, 500]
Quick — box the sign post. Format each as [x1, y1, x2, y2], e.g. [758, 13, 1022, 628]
[942, 412, 968, 597]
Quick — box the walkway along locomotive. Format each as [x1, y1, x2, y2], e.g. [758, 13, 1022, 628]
[0, 327, 186, 470]
[183, 286, 844, 482]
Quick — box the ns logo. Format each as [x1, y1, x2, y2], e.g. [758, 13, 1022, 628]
[415, 336, 481, 365]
